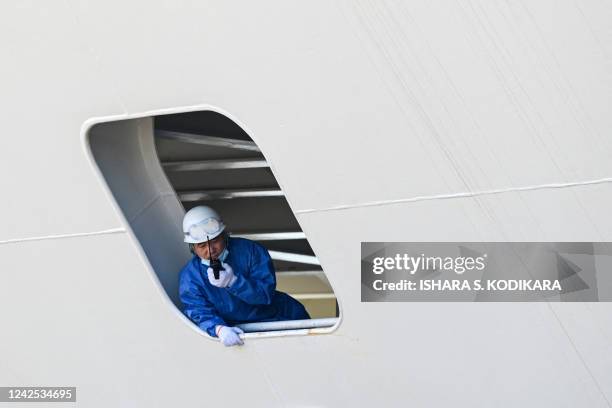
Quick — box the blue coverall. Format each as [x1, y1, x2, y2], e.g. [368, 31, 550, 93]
[179, 237, 310, 336]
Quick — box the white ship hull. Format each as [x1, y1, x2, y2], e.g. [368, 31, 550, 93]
[1, 1, 611, 406]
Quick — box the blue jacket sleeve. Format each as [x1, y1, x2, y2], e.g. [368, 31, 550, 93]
[179, 269, 226, 337]
[226, 243, 276, 305]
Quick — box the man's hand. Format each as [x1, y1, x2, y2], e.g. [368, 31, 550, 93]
[216, 325, 244, 347]
[207, 263, 237, 288]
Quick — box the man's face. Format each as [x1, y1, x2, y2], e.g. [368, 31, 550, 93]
[193, 234, 226, 260]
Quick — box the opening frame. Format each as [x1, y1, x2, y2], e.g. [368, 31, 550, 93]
[82, 105, 342, 341]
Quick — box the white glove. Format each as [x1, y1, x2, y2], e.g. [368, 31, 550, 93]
[216, 325, 244, 347]
[207, 263, 237, 288]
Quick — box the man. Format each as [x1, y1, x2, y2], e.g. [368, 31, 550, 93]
[178, 205, 311, 347]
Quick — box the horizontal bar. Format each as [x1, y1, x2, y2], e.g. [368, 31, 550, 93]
[178, 188, 283, 202]
[155, 130, 260, 152]
[234, 232, 306, 241]
[242, 328, 315, 338]
[162, 158, 268, 172]
[237, 317, 338, 333]
[291, 293, 336, 300]
[275, 270, 325, 276]
[269, 250, 320, 265]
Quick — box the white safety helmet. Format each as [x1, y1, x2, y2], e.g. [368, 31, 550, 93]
[182, 206, 226, 243]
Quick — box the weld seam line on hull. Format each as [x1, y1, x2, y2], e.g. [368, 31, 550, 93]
[295, 177, 612, 214]
[0, 228, 126, 246]
[546, 303, 612, 407]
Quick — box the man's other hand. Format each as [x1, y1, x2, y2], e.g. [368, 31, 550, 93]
[216, 325, 244, 347]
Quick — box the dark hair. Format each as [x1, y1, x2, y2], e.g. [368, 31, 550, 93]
[188, 231, 230, 255]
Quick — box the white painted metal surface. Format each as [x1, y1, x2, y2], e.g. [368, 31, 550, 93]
[162, 158, 268, 172]
[1, 1, 612, 407]
[237, 318, 338, 333]
[234, 232, 306, 241]
[178, 187, 284, 201]
[156, 130, 261, 151]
